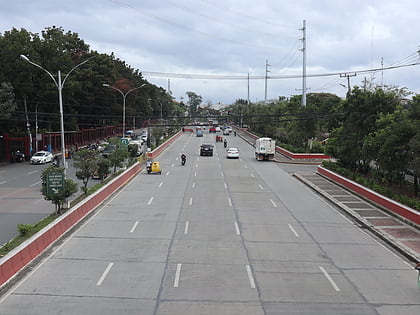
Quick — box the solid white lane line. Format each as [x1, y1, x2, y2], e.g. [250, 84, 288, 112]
[0, 181, 7, 185]
[147, 197, 154, 205]
[288, 224, 299, 237]
[30, 181, 41, 187]
[27, 170, 37, 175]
[189, 197, 193, 206]
[319, 266, 341, 292]
[250, 173, 255, 178]
[130, 221, 139, 233]
[228, 197, 232, 207]
[270, 199, 277, 207]
[246, 265, 256, 289]
[158, 182, 163, 188]
[234, 222, 240, 235]
[174, 264, 182, 287]
[96, 262, 114, 286]
[258, 184, 264, 190]
[184, 221, 189, 235]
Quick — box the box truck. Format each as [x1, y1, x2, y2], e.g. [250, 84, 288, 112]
[255, 137, 275, 161]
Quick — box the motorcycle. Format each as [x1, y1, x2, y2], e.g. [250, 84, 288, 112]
[223, 140, 227, 148]
[181, 154, 186, 166]
[11, 151, 25, 163]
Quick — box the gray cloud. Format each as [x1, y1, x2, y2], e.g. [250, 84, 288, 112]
[1, 0, 419, 104]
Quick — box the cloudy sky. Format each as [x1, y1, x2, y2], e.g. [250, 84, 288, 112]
[1, 0, 419, 105]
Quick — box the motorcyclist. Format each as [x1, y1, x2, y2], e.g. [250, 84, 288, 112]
[223, 139, 227, 148]
[181, 153, 186, 165]
[146, 159, 152, 173]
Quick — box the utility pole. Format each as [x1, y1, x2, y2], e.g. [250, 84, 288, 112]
[300, 20, 307, 106]
[340, 72, 356, 95]
[264, 59, 270, 104]
[23, 96, 33, 156]
[247, 72, 250, 106]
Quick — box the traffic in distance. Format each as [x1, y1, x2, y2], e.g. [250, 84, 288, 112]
[0, 126, 418, 315]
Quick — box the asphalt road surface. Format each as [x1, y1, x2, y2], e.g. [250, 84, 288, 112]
[0, 158, 101, 245]
[0, 132, 418, 314]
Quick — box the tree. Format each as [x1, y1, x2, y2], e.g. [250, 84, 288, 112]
[186, 91, 202, 117]
[41, 166, 78, 214]
[326, 87, 399, 171]
[0, 82, 17, 122]
[73, 149, 99, 194]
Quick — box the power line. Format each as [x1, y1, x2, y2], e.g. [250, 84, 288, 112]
[142, 61, 420, 80]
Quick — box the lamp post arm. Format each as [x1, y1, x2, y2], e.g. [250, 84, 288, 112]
[61, 56, 95, 87]
[25, 60, 59, 88]
[126, 83, 147, 96]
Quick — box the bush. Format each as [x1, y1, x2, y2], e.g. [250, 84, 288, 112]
[17, 224, 33, 237]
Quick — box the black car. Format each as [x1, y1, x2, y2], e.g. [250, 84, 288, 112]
[200, 144, 213, 156]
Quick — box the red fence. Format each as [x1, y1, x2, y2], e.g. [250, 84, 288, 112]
[3, 126, 119, 161]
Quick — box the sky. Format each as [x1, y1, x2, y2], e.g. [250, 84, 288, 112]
[1, 0, 420, 106]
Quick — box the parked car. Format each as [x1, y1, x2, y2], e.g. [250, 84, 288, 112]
[101, 144, 117, 158]
[30, 151, 54, 164]
[226, 147, 239, 159]
[200, 144, 213, 156]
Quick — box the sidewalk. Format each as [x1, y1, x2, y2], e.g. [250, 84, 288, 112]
[295, 172, 420, 263]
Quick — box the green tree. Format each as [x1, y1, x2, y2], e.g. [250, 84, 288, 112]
[186, 91, 202, 117]
[41, 166, 78, 214]
[73, 149, 99, 194]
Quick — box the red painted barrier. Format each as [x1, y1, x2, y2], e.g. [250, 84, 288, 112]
[0, 162, 142, 288]
[241, 129, 330, 160]
[318, 166, 420, 225]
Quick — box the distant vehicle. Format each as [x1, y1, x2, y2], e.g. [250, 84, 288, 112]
[30, 151, 53, 164]
[223, 129, 230, 135]
[200, 144, 213, 156]
[101, 144, 117, 158]
[148, 161, 162, 174]
[215, 127, 221, 132]
[226, 147, 239, 159]
[255, 137, 275, 161]
[196, 130, 203, 137]
[129, 140, 144, 156]
[209, 127, 216, 133]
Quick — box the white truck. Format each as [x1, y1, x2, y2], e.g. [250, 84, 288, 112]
[255, 137, 276, 161]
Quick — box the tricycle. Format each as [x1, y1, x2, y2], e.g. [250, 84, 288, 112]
[147, 161, 162, 174]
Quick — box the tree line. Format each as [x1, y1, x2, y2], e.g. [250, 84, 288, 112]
[226, 87, 419, 202]
[0, 26, 188, 135]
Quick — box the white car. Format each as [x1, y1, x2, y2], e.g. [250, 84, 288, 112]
[30, 151, 54, 164]
[226, 147, 239, 159]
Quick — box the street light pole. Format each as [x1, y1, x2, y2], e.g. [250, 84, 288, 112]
[103, 84, 147, 136]
[148, 98, 163, 119]
[20, 54, 94, 177]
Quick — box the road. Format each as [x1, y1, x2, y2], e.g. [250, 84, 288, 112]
[0, 132, 418, 314]
[0, 158, 101, 245]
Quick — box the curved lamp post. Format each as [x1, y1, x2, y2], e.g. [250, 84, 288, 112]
[20, 54, 94, 176]
[148, 98, 163, 119]
[103, 83, 147, 136]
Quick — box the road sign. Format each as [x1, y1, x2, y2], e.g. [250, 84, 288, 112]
[47, 173, 64, 194]
[120, 138, 130, 146]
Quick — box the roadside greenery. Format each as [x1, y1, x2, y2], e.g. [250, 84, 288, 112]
[227, 87, 419, 207]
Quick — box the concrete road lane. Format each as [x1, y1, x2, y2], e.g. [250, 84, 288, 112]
[0, 132, 418, 315]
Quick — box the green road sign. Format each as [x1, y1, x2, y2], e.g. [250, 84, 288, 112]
[47, 173, 64, 194]
[120, 138, 130, 146]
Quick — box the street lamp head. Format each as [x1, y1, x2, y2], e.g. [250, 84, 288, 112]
[102, 83, 110, 87]
[20, 54, 30, 62]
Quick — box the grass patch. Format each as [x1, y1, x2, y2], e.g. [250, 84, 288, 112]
[0, 213, 59, 258]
